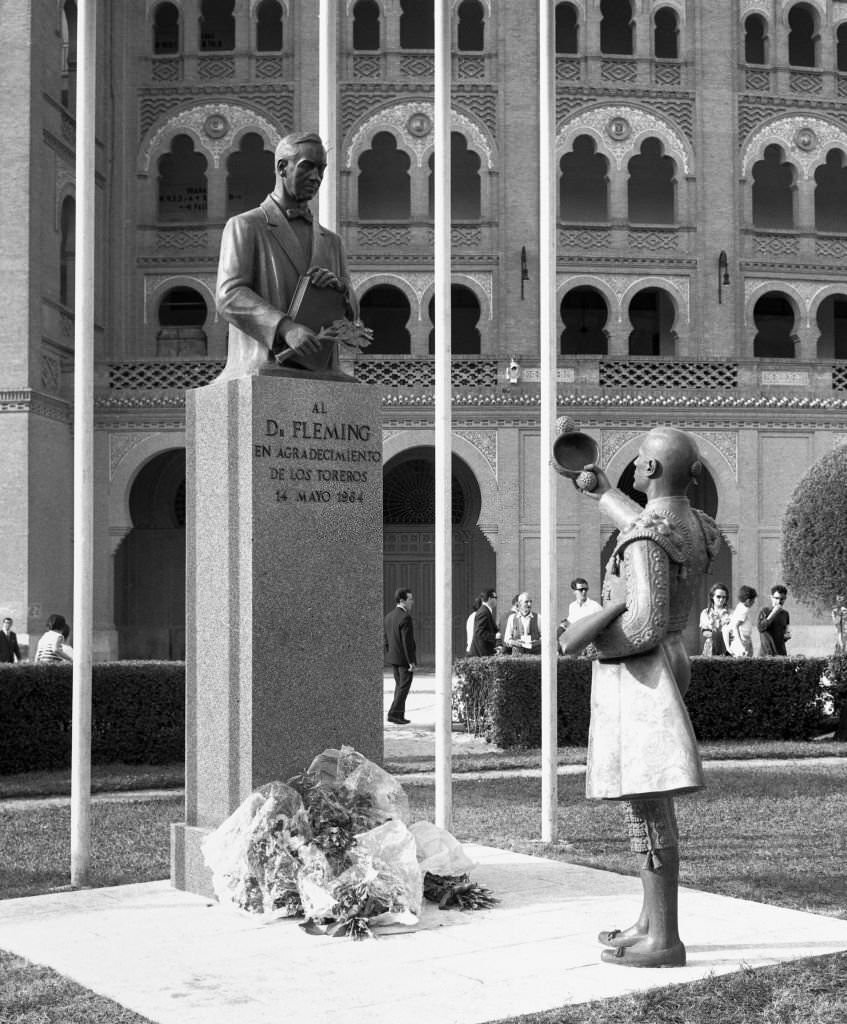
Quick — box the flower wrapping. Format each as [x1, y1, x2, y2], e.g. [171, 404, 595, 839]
[351, 819, 422, 917]
[299, 819, 422, 932]
[201, 747, 493, 936]
[307, 745, 410, 826]
[410, 821, 476, 876]
[201, 781, 310, 919]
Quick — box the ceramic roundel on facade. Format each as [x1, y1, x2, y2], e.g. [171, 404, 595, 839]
[203, 113, 229, 139]
[606, 116, 631, 142]
[793, 126, 818, 152]
[406, 112, 433, 138]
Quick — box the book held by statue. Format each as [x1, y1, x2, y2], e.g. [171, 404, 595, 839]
[286, 275, 348, 334]
[274, 275, 350, 371]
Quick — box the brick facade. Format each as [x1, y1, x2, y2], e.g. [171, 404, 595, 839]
[1, 1, 846, 659]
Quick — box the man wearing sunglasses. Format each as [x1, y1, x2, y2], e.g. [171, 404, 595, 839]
[567, 578, 602, 623]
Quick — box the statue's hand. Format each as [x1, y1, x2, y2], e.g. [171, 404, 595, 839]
[307, 266, 345, 292]
[278, 322, 323, 361]
[579, 463, 612, 501]
[317, 318, 374, 351]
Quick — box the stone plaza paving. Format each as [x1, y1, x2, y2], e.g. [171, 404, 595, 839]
[2, 847, 847, 1024]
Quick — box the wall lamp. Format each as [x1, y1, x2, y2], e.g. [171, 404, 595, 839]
[520, 246, 529, 300]
[718, 250, 730, 304]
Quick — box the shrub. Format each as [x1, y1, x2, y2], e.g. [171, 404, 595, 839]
[0, 661, 185, 774]
[685, 656, 826, 741]
[782, 444, 847, 615]
[454, 655, 828, 748]
[454, 656, 591, 748]
[825, 653, 847, 740]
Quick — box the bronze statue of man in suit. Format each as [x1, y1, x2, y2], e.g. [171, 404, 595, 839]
[215, 131, 360, 380]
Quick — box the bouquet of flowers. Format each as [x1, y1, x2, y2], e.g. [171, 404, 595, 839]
[201, 746, 496, 938]
[289, 748, 420, 938]
[201, 780, 310, 919]
[411, 820, 499, 911]
[298, 819, 421, 938]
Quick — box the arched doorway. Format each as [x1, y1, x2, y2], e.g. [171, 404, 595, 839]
[427, 285, 482, 354]
[359, 284, 412, 353]
[627, 287, 677, 355]
[157, 285, 208, 356]
[753, 291, 796, 357]
[383, 448, 494, 664]
[599, 456, 732, 654]
[561, 285, 609, 354]
[114, 449, 186, 659]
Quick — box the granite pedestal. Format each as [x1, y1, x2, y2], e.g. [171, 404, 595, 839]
[172, 373, 383, 896]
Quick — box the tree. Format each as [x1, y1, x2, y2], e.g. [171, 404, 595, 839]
[782, 444, 847, 615]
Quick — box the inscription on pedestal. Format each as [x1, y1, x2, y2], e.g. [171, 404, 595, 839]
[254, 401, 382, 507]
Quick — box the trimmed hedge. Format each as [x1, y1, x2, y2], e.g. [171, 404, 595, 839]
[685, 656, 825, 741]
[454, 655, 829, 749]
[826, 653, 847, 741]
[453, 656, 591, 748]
[0, 661, 184, 774]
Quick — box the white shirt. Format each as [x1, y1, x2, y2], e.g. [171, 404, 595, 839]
[728, 601, 755, 655]
[504, 611, 542, 647]
[567, 597, 602, 623]
[34, 630, 72, 664]
[729, 602, 754, 641]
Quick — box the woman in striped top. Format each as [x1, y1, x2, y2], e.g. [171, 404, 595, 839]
[34, 614, 73, 664]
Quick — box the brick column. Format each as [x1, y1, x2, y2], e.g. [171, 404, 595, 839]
[585, 2, 601, 54]
[795, 176, 815, 232]
[384, 0, 401, 50]
[410, 285, 431, 356]
[205, 165, 227, 222]
[410, 163, 430, 219]
[693, 1, 739, 357]
[606, 317, 630, 357]
[609, 166, 628, 220]
[794, 321, 817, 361]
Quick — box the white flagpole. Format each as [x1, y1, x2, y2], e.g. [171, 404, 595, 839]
[434, 0, 453, 830]
[71, 0, 96, 887]
[539, 0, 559, 841]
[318, 0, 337, 232]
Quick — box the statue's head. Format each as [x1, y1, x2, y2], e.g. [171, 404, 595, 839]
[633, 427, 702, 497]
[274, 131, 327, 203]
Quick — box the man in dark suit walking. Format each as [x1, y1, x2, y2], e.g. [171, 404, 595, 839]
[384, 589, 416, 725]
[470, 589, 499, 656]
[0, 617, 20, 663]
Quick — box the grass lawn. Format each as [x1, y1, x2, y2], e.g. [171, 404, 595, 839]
[0, 949, 155, 1023]
[0, 762, 185, 801]
[414, 763, 847, 918]
[1, 760, 846, 1022]
[486, 953, 847, 1024]
[1, 738, 845, 799]
[0, 796, 182, 901]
